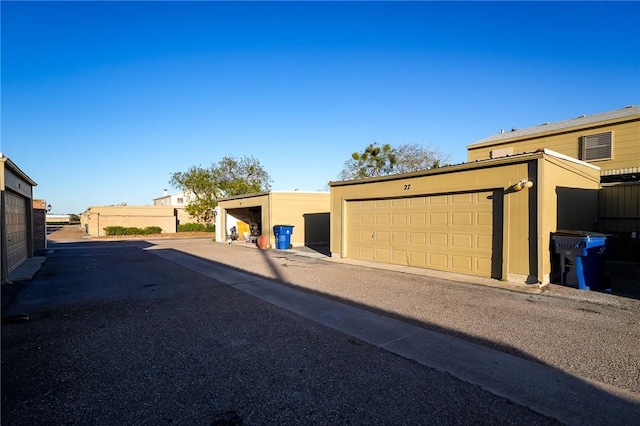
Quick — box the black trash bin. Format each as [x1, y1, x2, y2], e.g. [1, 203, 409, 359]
[552, 230, 608, 291]
[273, 225, 294, 250]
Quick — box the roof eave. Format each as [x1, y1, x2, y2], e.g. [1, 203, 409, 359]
[1, 154, 38, 187]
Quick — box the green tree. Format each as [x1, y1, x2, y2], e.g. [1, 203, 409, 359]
[214, 156, 271, 197]
[338, 142, 450, 180]
[338, 143, 397, 180]
[170, 156, 272, 223]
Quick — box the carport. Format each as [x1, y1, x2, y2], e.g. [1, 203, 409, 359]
[216, 191, 330, 249]
[329, 149, 601, 285]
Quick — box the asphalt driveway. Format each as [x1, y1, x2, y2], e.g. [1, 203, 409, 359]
[2, 227, 639, 425]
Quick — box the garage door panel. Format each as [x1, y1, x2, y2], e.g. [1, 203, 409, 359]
[429, 212, 448, 225]
[375, 248, 390, 261]
[409, 251, 426, 266]
[452, 255, 472, 271]
[452, 193, 474, 204]
[452, 233, 472, 248]
[429, 233, 448, 247]
[362, 214, 374, 225]
[477, 211, 493, 226]
[347, 230, 361, 243]
[477, 235, 493, 249]
[476, 258, 492, 275]
[392, 250, 407, 263]
[375, 231, 389, 243]
[6, 192, 28, 272]
[429, 252, 448, 268]
[393, 232, 407, 244]
[346, 191, 495, 277]
[409, 232, 425, 245]
[410, 213, 426, 225]
[429, 195, 448, 205]
[348, 214, 361, 225]
[375, 213, 389, 225]
[361, 246, 374, 259]
[392, 213, 406, 225]
[452, 212, 473, 226]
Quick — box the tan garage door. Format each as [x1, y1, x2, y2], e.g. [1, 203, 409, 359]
[5, 192, 28, 272]
[347, 192, 494, 277]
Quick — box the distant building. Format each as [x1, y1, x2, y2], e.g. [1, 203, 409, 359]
[46, 214, 71, 224]
[153, 189, 198, 224]
[153, 189, 189, 206]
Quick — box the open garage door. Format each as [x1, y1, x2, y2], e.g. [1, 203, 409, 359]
[5, 191, 28, 272]
[225, 207, 262, 241]
[346, 191, 495, 277]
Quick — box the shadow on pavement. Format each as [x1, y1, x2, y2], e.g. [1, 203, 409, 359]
[4, 235, 639, 425]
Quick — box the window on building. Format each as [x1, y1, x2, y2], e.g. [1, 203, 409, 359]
[580, 132, 612, 161]
[177, 198, 184, 204]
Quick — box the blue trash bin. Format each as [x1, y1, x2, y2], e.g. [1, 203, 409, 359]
[552, 231, 608, 290]
[273, 225, 294, 249]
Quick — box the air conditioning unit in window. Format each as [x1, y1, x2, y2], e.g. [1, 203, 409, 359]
[580, 132, 612, 161]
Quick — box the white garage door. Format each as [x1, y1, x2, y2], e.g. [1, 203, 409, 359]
[347, 192, 494, 277]
[5, 192, 28, 272]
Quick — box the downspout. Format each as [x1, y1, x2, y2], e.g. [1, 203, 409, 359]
[268, 194, 273, 248]
[340, 197, 349, 259]
[537, 158, 545, 284]
[221, 208, 226, 243]
[502, 189, 510, 281]
[27, 191, 34, 259]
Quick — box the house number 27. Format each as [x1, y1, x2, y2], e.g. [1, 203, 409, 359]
[403, 184, 411, 190]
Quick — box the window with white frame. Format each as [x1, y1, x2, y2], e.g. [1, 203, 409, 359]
[580, 132, 612, 161]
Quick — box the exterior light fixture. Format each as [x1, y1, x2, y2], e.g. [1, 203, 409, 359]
[513, 180, 534, 192]
[46, 204, 52, 212]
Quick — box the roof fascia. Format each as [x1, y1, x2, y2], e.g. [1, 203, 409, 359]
[330, 151, 544, 187]
[468, 114, 640, 150]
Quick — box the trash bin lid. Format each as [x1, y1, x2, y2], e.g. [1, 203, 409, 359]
[554, 229, 607, 238]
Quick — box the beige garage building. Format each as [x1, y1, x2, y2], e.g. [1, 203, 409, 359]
[81, 205, 177, 237]
[329, 149, 601, 285]
[1, 155, 38, 284]
[216, 191, 330, 248]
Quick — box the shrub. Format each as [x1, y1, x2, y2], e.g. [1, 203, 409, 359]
[178, 223, 215, 233]
[104, 226, 125, 236]
[103, 226, 163, 236]
[125, 227, 145, 235]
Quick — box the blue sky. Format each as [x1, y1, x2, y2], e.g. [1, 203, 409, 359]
[2, 1, 639, 214]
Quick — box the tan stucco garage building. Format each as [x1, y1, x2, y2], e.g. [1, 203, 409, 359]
[216, 191, 330, 248]
[81, 205, 177, 237]
[1, 155, 38, 284]
[329, 149, 601, 285]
